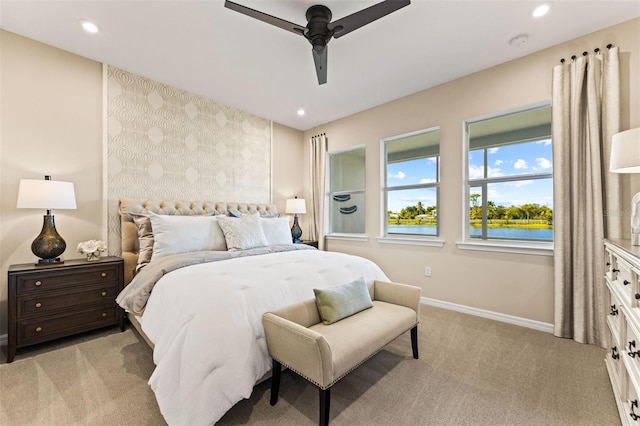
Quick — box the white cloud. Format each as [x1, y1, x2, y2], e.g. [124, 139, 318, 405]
[504, 180, 534, 188]
[494, 160, 503, 166]
[536, 138, 552, 146]
[391, 171, 406, 179]
[420, 178, 436, 184]
[536, 157, 552, 169]
[488, 147, 499, 154]
[469, 165, 503, 179]
[514, 159, 528, 169]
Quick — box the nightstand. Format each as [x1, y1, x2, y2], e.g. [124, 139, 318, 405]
[7, 256, 124, 363]
[299, 240, 319, 248]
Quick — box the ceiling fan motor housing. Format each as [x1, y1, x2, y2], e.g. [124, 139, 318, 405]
[305, 5, 333, 52]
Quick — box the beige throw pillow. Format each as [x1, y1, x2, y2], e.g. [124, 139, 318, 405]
[313, 277, 373, 325]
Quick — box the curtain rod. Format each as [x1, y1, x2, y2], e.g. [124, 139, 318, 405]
[312, 133, 326, 138]
[560, 44, 614, 64]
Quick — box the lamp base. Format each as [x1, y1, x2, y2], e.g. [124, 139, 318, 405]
[37, 257, 63, 265]
[291, 214, 303, 243]
[32, 214, 67, 264]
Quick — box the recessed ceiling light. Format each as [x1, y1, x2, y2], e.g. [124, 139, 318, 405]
[532, 3, 551, 18]
[80, 20, 100, 34]
[297, 109, 305, 116]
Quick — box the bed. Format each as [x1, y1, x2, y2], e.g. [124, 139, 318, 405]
[115, 198, 390, 425]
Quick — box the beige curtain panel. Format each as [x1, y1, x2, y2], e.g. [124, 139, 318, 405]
[552, 46, 621, 347]
[310, 133, 328, 250]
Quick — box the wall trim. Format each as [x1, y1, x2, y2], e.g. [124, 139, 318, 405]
[421, 296, 554, 333]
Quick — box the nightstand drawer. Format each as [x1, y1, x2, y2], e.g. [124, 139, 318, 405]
[17, 306, 118, 346]
[15, 264, 119, 295]
[17, 284, 119, 318]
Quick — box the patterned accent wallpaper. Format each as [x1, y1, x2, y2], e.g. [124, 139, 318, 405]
[106, 66, 271, 254]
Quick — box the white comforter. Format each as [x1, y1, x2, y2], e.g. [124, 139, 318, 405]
[138, 248, 388, 425]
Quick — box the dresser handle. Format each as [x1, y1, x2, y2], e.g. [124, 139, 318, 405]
[612, 346, 620, 359]
[611, 305, 619, 316]
[101, 272, 107, 278]
[631, 400, 639, 421]
[607, 262, 611, 266]
[35, 302, 42, 308]
[625, 280, 631, 286]
[101, 291, 107, 297]
[35, 281, 42, 287]
[35, 326, 42, 333]
[636, 293, 640, 301]
[613, 268, 620, 273]
[629, 341, 640, 358]
[101, 312, 107, 318]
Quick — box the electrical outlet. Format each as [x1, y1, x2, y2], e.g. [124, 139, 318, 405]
[424, 266, 431, 277]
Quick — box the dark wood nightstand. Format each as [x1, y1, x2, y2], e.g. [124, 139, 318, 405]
[299, 240, 319, 248]
[7, 256, 124, 363]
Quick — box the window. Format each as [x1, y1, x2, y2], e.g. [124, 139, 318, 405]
[328, 147, 365, 235]
[464, 103, 553, 247]
[381, 128, 440, 239]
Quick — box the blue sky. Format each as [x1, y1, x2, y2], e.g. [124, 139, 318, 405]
[387, 139, 552, 213]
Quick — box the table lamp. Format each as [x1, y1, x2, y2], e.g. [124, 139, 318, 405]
[286, 196, 306, 243]
[17, 175, 77, 264]
[609, 127, 640, 245]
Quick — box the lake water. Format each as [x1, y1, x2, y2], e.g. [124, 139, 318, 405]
[388, 225, 553, 240]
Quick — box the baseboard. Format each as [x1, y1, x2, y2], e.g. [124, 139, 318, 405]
[421, 297, 554, 333]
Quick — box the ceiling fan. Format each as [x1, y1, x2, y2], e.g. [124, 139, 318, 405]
[224, 0, 411, 85]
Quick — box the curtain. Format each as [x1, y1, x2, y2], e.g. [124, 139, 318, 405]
[552, 47, 621, 347]
[310, 134, 327, 250]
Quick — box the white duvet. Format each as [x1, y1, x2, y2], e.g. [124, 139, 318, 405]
[138, 248, 388, 425]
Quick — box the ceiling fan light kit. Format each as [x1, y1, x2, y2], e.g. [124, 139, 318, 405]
[224, 0, 410, 85]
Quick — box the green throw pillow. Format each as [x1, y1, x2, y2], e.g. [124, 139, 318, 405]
[314, 277, 373, 325]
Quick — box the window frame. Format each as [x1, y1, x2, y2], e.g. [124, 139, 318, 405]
[325, 145, 368, 241]
[457, 101, 553, 256]
[377, 127, 445, 247]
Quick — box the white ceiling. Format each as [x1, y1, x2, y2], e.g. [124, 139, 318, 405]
[1, 1, 638, 131]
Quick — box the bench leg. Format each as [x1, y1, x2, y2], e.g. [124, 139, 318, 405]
[411, 326, 419, 359]
[319, 387, 330, 426]
[270, 359, 282, 406]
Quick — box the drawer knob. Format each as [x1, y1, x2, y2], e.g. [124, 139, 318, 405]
[613, 268, 620, 273]
[631, 400, 639, 421]
[101, 291, 107, 297]
[35, 281, 42, 287]
[35, 302, 42, 308]
[636, 293, 640, 300]
[625, 280, 631, 286]
[611, 305, 619, 316]
[612, 346, 620, 359]
[101, 272, 107, 278]
[35, 326, 42, 333]
[101, 312, 107, 318]
[607, 262, 611, 266]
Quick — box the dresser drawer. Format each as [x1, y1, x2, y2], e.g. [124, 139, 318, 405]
[609, 285, 625, 341]
[624, 369, 640, 424]
[15, 264, 119, 295]
[614, 257, 635, 299]
[16, 284, 119, 318]
[16, 306, 119, 347]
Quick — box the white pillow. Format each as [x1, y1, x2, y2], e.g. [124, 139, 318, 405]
[260, 217, 293, 245]
[149, 212, 227, 260]
[217, 213, 268, 251]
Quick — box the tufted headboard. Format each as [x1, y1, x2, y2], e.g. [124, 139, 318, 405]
[119, 198, 279, 285]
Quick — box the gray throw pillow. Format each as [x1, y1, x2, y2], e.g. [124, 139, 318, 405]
[313, 277, 373, 325]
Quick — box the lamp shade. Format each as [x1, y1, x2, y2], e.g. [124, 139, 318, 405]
[610, 128, 640, 173]
[17, 179, 77, 210]
[285, 198, 306, 214]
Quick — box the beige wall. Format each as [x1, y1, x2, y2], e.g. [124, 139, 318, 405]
[303, 18, 640, 325]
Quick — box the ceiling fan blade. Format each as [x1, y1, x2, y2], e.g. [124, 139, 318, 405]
[224, 1, 306, 36]
[328, 0, 410, 39]
[312, 47, 328, 85]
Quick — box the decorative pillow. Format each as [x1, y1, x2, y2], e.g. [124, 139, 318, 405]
[260, 217, 293, 245]
[149, 212, 227, 260]
[217, 213, 268, 251]
[229, 209, 280, 218]
[131, 213, 154, 271]
[313, 277, 373, 325]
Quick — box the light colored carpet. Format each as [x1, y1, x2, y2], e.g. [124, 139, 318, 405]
[0, 306, 619, 425]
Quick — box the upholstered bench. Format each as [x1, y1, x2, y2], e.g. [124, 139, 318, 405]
[262, 279, 420, 425]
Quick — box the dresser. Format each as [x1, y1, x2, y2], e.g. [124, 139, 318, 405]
[7, 256, 124, 363]
[604, 238, 640, 424]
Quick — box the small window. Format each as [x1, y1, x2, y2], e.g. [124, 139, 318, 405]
[382, 128, 440, 237]
[328, 147, 365, 234]
[465, 103, 553, 243]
